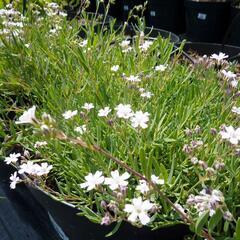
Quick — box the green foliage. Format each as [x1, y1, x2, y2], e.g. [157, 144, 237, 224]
[0, 2, 240, 239]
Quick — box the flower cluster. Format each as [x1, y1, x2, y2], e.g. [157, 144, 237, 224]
[4, 151, 52, 189]
[80, 170, 162, 225]
[0, 4, 25, 39]
[187, 188, 231, 219]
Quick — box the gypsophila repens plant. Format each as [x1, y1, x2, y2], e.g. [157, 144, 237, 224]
[1, 2, 240, 239]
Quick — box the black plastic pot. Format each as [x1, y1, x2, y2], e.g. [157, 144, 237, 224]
[28, 185, 191, 240]
[182, 42, 240, 62]
[224, 5, 240, 47]
[184, 0, 230, 43]
[143, 27, 180, 44]
[147, 0, 185, 34]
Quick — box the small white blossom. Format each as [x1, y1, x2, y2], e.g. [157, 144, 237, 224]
[139, 40, 153, 52]
[230, 79, 238, 88]
[210, 52, 228, 62]
[16, 106, 37, 125]
[120, 40, 130, 49]
[98, 107, 111, 117]
[82, 103, 94, 110]
[62, 110, 78, 120]
[74, 125, 87, 134]
[141, 91, 154, 99]
[220, 126, 240, 145]
[34, 141, 48, 148]
[10, 172, 20, 189]
[36, 163, 53, 176]
[104, 170, 130, 190]
[155, 65, 167, 72]
[221, 70, 237, 79]
[80, 171, 105, 191]
[232, 106, 240, 115]
[125, 75, 141, 82]
[124, 197, 154, 225]
[151, 175, 164, 185]
[136, 180, 150, 194]
[131, 111, 150, 129]
[139, 88, 145, 93]
[4, 153, 21, 164]
[18, 161, 39, 175]
[79, 39, 87, 47]
[187, 189, 224, 217]
[111, 65, 119, 72]
[115, 104, 133, 119]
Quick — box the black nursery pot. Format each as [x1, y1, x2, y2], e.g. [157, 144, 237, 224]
[147, 0, 185, 34]
[143, 27, 180, 44]
[224, 5, 240, 47]
[28, 186, 191, 240]
[184, 0, 230, 43]
[182, 42, 240, 62]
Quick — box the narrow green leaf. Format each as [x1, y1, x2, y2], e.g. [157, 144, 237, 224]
[159, 163, 168, 182]
[234, 218, 240, 240]
[195, 211, 209, 235]
[105, 221, 122, 237]
[208, 208, 223, 233]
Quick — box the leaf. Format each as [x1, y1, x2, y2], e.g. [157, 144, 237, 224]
[234, 218, 240, 240]
[208, 208, 223, 233]
[195, 211, 209, 235]
[77, 206, 102, 224]
[159, 163, 168, 182]
[105, 221, 122, 237]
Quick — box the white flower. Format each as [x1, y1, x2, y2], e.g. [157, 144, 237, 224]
[36, 163, 53, 176]
[34, 141, 48, 148]
[115, 104, 133, 119]
[187, 189, 224, 217]
[104, 170, 130, 190]
[230, 79, 238, 88]
[4, 153, 21, 164]
[221, 70, 237, 79]
[139, 88, 145, 93]
[155, 64, 167, 72]
[232, 106, 240, 115]
[111, 65, 119, 72]
[120, 40, 130, 49]
[139, 40, 153, 52]
[141, 91, 154, 99]
[151, 175, 164, 185]
[136, 180, 150, 194]
[82, 103, 94, 110]
[80, 171, 105, 191]
[16, 106, 37, 124]
[126, 75, 141, 82]
[210, 52, 228, 62]
[74, 125, 87, 134]
[79, 39, 87, 47]
[220, 126, 240, 145]
[10, 172, 20, 189]
[124, 197, 154, 225]
[98, 107, 111, 117]
[62, 110, 78, 120]
[18, 161, 39, 175]
[131, 111, 150, 129]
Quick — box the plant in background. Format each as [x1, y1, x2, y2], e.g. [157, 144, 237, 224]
[1, 2, 240, 240]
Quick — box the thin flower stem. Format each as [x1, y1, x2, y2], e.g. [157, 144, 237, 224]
[56, 131, 214, 240]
